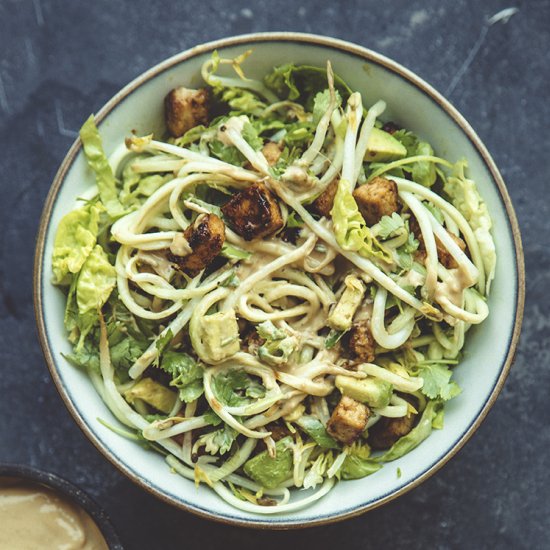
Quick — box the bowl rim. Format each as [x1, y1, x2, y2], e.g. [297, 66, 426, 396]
[0, 463, 123, 548]
[33, 31, 525, 529]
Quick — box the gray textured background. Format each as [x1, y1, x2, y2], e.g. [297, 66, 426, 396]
[1, 0, 548, 548]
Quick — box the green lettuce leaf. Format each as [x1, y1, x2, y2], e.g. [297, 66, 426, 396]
[444, 160, 496, 292]
[79, 115, 125, 218]
[160, 350, 204, 403]
[76, 244, 116, 315]
[216, 87, 267, 117]
[264, 64, 351, 110]
[341, 446, 381, 480]
[119, 158, 168, 208]
[174, 124, 209, 147]
[331, 179, 392, 262]
[52, 202, 102, 285]
[412, 141, 437, 187]
[375, 400, 443, 462]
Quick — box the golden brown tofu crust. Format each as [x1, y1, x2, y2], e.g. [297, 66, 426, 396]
[221, 182, 284, 241]
[309, 178, 339, 218]
[438, 231, 467, 269]
[353, 177, 399, 226]
[168, 213, 225, 276]
[348, 321, 376, 363]
[164, 87, 209, 138]
[327, 395, 370, 445]
[368, 395, 418, 450]
[262, 141, 283, 166]
[410, 216, 467, 269]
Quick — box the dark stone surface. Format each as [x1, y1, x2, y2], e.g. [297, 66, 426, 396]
[0, 0, 547, 548]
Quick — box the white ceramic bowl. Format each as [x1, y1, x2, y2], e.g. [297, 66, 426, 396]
[34, 33, 525, 528]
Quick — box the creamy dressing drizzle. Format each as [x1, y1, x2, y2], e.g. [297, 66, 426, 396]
[435, 267, 470, 307]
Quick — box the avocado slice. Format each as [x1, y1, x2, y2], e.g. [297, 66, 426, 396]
[364, 127, 407, 163]
[200, 309, 240, 363]
[243, 436, 293, 489]
[335, 376, 393, 409]
[124, 378, 177, 414]
[327, 275, 365, 331]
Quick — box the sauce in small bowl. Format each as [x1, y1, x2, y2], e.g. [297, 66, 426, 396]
[0, 465, 122, 549]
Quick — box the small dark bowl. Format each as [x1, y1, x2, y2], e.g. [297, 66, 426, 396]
[0, 464, 123, 549]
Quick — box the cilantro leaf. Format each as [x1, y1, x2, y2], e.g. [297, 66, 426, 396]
[159, 350, 204, 403]
[377, 213, 405, 239]
[417, 362, 462, 401]
[154, 329, 173, 367]
[211, 370, 266, 407]
[312, 89, 341, 125]
[203, 409, 223, 427]
[199, 424, 237, 455]
[396, 232, 420, 270]
[392, 129, 418, 156]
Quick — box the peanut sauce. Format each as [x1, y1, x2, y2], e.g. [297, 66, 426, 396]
[0, 477, 108, 550]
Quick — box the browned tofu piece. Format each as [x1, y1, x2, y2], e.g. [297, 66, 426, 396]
[164, 87, 209, 138]
[437, 232, 466, 269]
[368, 395, 418, 450]
[353, 177, 399, 226]
[327, 395, 370, 445]
[309, 178, 339, 218]
[409, 216, 467, 270]
[262, 141, 283, 166]
[348, 321, 376, 363]
[221, 182, 284, 240]
[168, 214, 225, 276]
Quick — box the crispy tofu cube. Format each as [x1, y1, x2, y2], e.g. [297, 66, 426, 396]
[368, 395, 418, 450]
[309, 178, 339, 218]
[410, 216, 467, 270]
[437, 232, 466, 269]
[221, 182, 283, 240]
[327, 395, 370, 445]
[353, 177, 399, 226]
[348, 320, 376, 363]
[164, 87, 209, 138]
[262, 141, 283, 166]
[168, 213, 225, 276]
